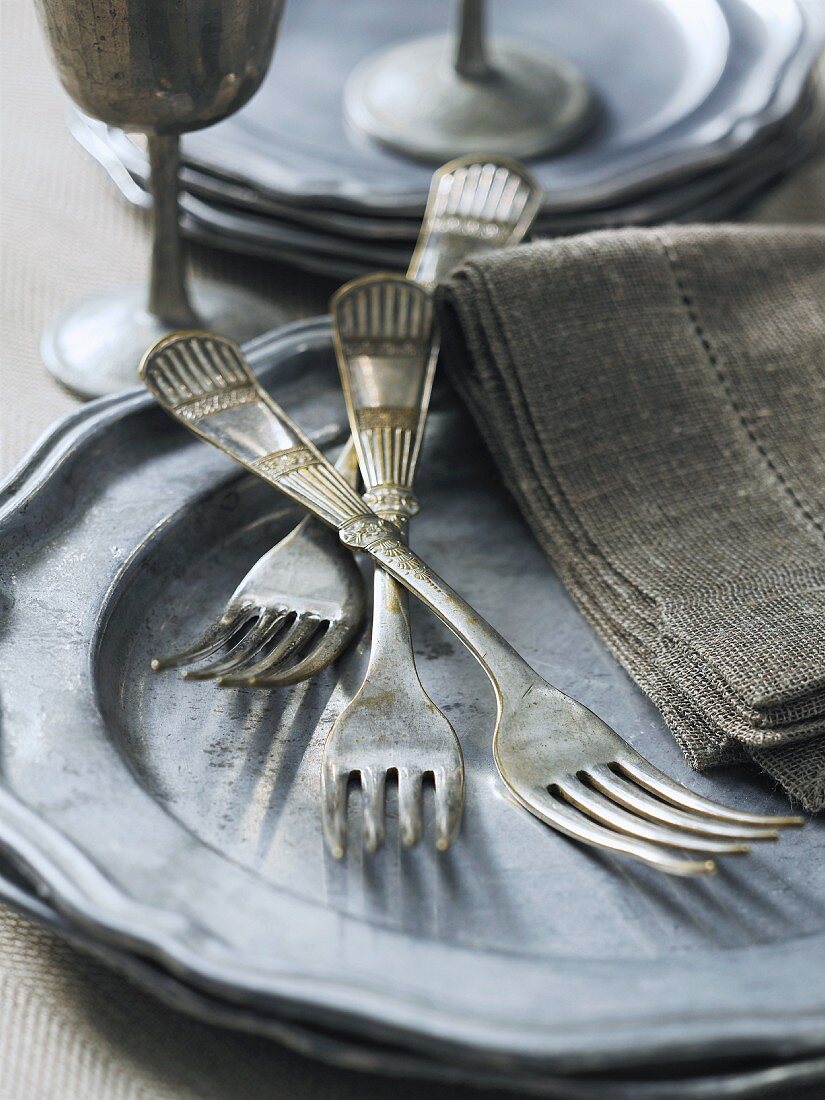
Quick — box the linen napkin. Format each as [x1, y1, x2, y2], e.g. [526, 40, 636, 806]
[437, 225, 825, 810]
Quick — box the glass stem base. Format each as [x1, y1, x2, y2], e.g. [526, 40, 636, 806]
[41, 281, 285, 399]
[344, 34, 595, 163]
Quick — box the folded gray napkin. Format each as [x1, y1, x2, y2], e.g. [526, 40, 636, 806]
[437, 225, 825, 810]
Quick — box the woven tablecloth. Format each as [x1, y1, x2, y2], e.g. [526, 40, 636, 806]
[1, 1, 824, 1096]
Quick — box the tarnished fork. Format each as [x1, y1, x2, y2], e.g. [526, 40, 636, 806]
[141, 330, 804, 877]
[318, 160, 542, 854]
[150, 154, 540, 686]
[322, 276, 463, 856]
[150, 441, 365, 687]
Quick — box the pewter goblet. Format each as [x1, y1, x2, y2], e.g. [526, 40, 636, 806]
[33, 0, 287, 397]
[345, 0, 595, 163]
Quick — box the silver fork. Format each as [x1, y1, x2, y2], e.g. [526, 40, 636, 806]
[319, 160, 542, 855]
[140, 331, 804, 877]
[151, 155, 540, 686]
[151, 443, 366, 686]
[322, 276, 463, 857]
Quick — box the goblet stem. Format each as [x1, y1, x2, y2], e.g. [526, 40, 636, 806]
[147, 133, 198, 327]
[454, 0, 490, 79]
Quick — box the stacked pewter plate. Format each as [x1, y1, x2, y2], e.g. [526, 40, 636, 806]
[71, 0, 824, 279]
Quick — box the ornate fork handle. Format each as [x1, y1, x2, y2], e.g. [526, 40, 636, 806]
[409, 155, 542, 290]
[141, 331, 526, 695]
[338, 515, 531, 697]
[141, 332, 371, 526]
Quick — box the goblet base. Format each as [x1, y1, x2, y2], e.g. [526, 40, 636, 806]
[41, 282, 285, 400]
[344, 34, 595, 163]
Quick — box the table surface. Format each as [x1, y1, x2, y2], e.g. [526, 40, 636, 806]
[1, 2, 824, 1097]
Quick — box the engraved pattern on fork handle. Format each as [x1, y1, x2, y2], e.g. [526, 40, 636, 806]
[408, 155, 543, 290]
[331, 274, 440, 674]
[252, 446, 372, 530]
[327, 158, 544, 702]
[362, 516, 419, 685]
[141, 332, 375, 532]
[338, 516, 529, 693]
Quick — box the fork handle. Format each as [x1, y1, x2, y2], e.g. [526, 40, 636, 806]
[141, 332, 527, 687]
[407, 155, 542, 290]
[141, 331, 373, 530]
[363, 521, 418, 685]
[339, 517, 533, 694]
[332, 275, 438, 524]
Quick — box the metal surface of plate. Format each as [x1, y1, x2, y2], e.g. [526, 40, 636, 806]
[1, 860, 824, 1098]
[164, 0, 812, 212]
[1, 320, 824, 1077]
[74, 89, 815, 242]
[72, 104, 815, 279]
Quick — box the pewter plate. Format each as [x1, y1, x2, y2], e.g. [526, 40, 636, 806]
[2, 862, 824, 1098]
[1, 320, 824, 1078]
[167, 0, 812, 213]
[72, 103, 814, 279]
[75, 84, 815, 245]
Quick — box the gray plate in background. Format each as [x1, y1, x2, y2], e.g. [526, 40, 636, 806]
[170, 0, 811, 212]
[71, 104, 815, 279]
[75, 77, 816, 245]
[76, 91, 811, 239]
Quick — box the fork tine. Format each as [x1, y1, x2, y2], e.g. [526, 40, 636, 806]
[433, 766, 464, 852]
[224, 616, 321, 686]
[150, 605, 254, 671]
[513, 785, 717, 876]
[321, 762, 349, 860]
[360, 768, 387, 853]
[558, 779, 749, 855]
[617, 757, 806, 828]
[183, 611, 287, 681]
[587, 765, 781, 840]
[397, 768, 424, 848]
[239, 625, 346, 688]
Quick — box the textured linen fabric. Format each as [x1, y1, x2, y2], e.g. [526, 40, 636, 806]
[437, 224, 825, 811]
